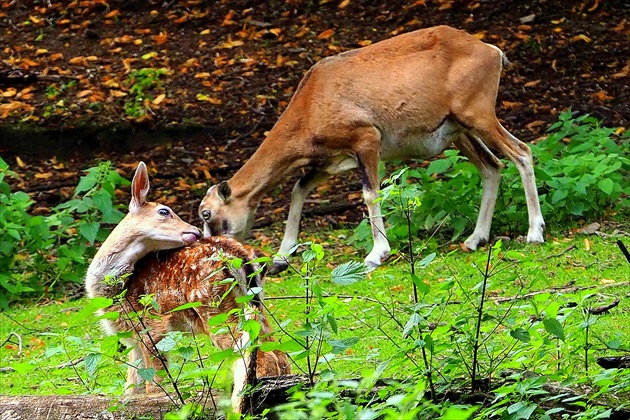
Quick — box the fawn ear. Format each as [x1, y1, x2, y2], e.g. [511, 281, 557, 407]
[130, 162, 150, 210]
[218, 181, 231, 202]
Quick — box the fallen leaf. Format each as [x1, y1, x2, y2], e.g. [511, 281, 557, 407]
[76, 90, 92, 98]
[338, 0, 350, 8]
[502, 101, 521, 109]
[68, 56, 87, 66]
[2, 88, 17, 97]
[526, 120, 546, 130]
[196, 93, 222, 104]
[593, 90, 613, 101]
[104, 9, 119, 19]
[15, 156, 26, 168]
[109, 90, 127, 97]
[152, 93, 166, 105]
[572, 34, 591, 43]
[153, 32, 168, 44]
[317, 29, 335, 39]
[524, 79, 541, 87]
[34, 172, 53, 179]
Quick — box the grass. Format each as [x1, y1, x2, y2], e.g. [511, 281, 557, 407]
[1, 224, 628, 401]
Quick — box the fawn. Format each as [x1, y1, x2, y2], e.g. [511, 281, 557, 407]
[85, 162, 291, 412]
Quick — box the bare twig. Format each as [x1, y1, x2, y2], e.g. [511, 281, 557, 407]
[493, 281, 630, 304]
[0, 332, 22, 356]
[547, 244, 577, 259]
[0, 355, 85, 373]
[589, 300, 620, 315]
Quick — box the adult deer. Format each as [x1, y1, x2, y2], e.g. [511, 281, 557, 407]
[199, 25, 545, 273]
[85, 162, 291, 413]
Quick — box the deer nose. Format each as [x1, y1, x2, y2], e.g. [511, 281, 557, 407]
[201, 209, 211, 221]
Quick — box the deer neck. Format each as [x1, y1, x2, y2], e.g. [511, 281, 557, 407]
[85, 223, 150, 298]
[229, 129, 312, 207]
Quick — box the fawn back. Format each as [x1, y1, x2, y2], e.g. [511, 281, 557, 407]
[116, 236, 291, 395]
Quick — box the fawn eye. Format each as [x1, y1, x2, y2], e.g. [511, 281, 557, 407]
[158, 208, 170, 217]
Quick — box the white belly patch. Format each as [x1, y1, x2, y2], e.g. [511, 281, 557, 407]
[380, 119, 463, 161]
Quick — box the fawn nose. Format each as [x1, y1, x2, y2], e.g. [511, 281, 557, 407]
[201, 209, 211, 222]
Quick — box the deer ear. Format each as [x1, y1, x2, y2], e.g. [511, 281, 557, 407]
[218, 181, 231, 202]
[130, 162, 150, 210]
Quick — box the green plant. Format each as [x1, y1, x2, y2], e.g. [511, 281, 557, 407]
[123, 67, 169, 118]
[0, 159, 128, 307]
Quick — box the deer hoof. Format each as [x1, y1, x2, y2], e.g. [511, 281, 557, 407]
[526, 231, 544, 244]
[268, 260, 289, 275]
[463, 235, 488, 251]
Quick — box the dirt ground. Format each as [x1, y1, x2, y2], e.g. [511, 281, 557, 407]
[1, 0, 628, 242]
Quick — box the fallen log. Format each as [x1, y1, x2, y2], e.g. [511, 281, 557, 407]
[3, 372, 630, 419]
[0, 375, 306, 420]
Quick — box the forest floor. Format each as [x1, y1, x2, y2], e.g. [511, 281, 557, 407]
[1, 0, 628, 243]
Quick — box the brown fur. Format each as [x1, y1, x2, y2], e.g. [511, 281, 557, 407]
[111, 237, 291, 394]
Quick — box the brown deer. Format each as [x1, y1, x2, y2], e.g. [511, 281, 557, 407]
[85, 162, 291, 412]
[198, 25, 545, 273]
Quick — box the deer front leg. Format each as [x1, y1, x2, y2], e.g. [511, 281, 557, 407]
[271, 169, 331, 274]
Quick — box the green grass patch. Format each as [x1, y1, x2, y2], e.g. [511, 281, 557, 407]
[2, 228, 628, 409]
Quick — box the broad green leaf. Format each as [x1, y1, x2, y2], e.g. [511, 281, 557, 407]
[208, 313, 229, 327]
[426, 159, 452, 175]
[79, 221, 100, 244]
[167, 301, 202, 313]
[155, 335, 177, 352]
[417, 252, 436, 268]
[598, 178, 614, 195]
[441, 406, 479, 420]
[543, 318, 565, 341]
[551, 189, 568, 204]
[138, 367, 156, 382]
[84, 352, 102, 375]
[510, 327, 531, 343]
[402, 313, 423, 338]
[332, 261, 369, 286]
[328, 337, 360, 354]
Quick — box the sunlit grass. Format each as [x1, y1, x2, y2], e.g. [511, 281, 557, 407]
[1, 225, 628, 398]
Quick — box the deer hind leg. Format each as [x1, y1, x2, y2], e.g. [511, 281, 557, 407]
[124, 345, 145, 395]
[355, 127, 390, 268]
[136, 321, 170, 394]
[272, 169, 331, 274]
[461, 114, 545, 244]
[455, 133, 504, 250]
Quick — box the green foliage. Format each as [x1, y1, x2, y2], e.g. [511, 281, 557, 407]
[123, 67, 169, 118]
[353, 112, 629, 251]
[2, 232, 628, 418]
[0, 159, 127, 308]
[532, 112, 629, 222]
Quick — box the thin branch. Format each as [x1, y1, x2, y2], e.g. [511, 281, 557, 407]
[492, 281, 630, 304]
[548, 244, 577, 259]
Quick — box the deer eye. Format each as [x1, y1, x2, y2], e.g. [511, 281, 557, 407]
[158, 208, 170, 216]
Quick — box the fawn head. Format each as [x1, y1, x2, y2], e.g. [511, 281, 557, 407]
[123, 162, 202, 252]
